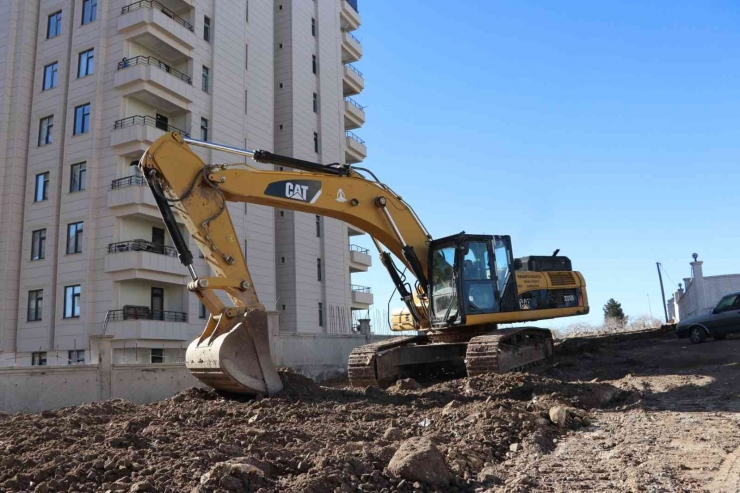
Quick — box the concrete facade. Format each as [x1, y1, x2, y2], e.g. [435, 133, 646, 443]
[667, 257, 740, 322]
[0, 0, 372, 368]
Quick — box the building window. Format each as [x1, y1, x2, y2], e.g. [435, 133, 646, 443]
[68, 350, 85, 365]
[246, 1, 249, 22]
[34, 172, 49, 202]
[244, 239, 248, 259]
[202, 65, 210, 92]
[317, 258, 322, 281]
[200, 118, 208, 141]
[313, 92, 318, 113]
[314, 132, 319, 153]
[316, 215, 321, 237]
[282, 304, 286, 311]
[78, 49, 94, 78]
[74, 103, 91, 135]
[312, 55, 317, 74]
[47, 11, 62, 39]
[64, 285, 81, 318]
[312, 17, 316, 36]
[27, 290, 43, 321]
[281, 256, 285, 264]
[245, 44, 249, 70]
[245, 90, 248, 114]
[199, 302, 207, 319]
[151, 348, 164, 364]
[203, 16, 211, 42]
[66, 222, 83, 254]
[318, 302, 323, 327]
[31, 229, 46, 261]
[70, 162, 86, 193]
[43, 62, 58, 91]
[81, 0, 97, 25]
[279, 210, 284, 217]
[38, 116, 53, 146]
[32, 352, 47, 366]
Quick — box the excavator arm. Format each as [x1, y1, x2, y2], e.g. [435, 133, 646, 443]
[141, 132, 432, 394]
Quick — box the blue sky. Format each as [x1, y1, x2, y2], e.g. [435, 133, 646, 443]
[348, 1, 740, 328]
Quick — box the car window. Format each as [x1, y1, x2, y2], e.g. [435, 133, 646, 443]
[733, 296, 740, 309]
[715, 295, 738, 313]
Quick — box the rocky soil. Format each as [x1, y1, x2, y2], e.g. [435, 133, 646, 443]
[2, 329, 740, 493]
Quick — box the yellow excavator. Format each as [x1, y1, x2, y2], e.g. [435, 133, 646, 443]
[140, 132, 589, 395]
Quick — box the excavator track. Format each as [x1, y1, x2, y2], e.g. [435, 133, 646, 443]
[348, 335, 427, 387]
[465, 327, 554, 376]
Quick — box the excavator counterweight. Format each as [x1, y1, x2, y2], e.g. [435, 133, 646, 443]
[142, 133, 588, 395]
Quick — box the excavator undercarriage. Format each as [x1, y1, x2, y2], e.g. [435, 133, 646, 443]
[141, 132, 588, 395]
[347, 327, 554, 387]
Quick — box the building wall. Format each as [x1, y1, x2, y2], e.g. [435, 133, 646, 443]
[0, 0, 368, 366]
[274, 0, 360, 334]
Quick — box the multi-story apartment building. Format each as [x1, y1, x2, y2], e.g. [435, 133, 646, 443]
[0, 0, 371, 367]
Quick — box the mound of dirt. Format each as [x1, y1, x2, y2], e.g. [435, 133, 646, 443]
[0, 369, 628, 493]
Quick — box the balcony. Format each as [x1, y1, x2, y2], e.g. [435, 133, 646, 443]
[340, 0, 361, 31]
[119, 1, 196, 61]
[108, 175, 185, 223]
[104, 307, 191, 341]
[349, 244, 372, 273]
[105, 240, 187, 283]
[351, 285, 373, 308]
[343, 64, 364, 96]
[344, 97, 366, 130]
[115, 56, 193, 112]
[110, 116, 189, 154]
[345, 131, 367, 164]
[341, 31, 362, 63]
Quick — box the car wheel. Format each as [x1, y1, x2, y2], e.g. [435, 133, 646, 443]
[715, 334, 727, 340]
[689, 326, 706, 344]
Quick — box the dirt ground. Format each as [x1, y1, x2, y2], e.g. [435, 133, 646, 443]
[1, 330, 739, 493]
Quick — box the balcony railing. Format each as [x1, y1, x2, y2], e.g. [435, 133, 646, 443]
[345, 97, 366, 110]
[108, 240, 178, 257]
[346, 130, 366, 145]
[351, 284, 372, 293]
[344, 30, 361, 45]
[347, 0, 359, 13]
[350, 244, 370, 255]
[118, 56, 192, 84]
[107, 307, 188, 322]
[346, 63, 363, 77]
[113, 115, 190, 137]
[121, 0, 194, 31]
[111, 175, 147, 189]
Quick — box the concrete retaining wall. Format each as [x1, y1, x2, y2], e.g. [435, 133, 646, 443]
[273, 332, 390, 380]
[0, 331, 394, 414]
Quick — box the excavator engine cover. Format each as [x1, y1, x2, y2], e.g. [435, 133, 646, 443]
[185, 308, 283, 395]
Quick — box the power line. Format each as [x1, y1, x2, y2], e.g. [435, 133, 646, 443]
[659, 263, 678, 287]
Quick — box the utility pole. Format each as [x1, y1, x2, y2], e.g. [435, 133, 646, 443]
[656, 262, 669, 323]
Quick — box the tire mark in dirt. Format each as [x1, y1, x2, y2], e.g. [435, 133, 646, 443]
[707, 445, 740, 493]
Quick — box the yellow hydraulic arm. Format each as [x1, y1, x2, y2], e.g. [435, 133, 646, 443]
[141, 132, 433, 394]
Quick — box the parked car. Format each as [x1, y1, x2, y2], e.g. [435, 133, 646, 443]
[677, 292, 740, 343]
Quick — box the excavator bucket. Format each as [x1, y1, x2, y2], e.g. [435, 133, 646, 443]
[185, 308, 283, 395]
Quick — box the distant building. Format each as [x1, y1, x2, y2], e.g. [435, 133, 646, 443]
[667, 255, 740, 322]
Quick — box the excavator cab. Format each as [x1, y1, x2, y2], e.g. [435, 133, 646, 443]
[428, 233, 513, 327]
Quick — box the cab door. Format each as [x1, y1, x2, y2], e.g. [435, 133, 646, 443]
[461, 240, 499, 315]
